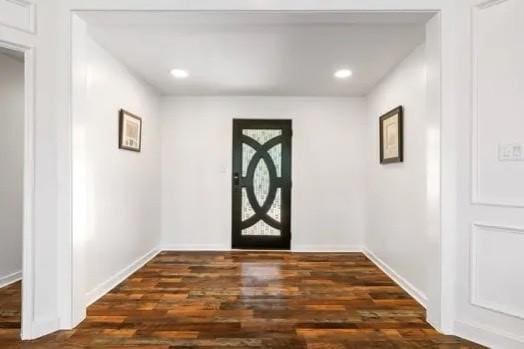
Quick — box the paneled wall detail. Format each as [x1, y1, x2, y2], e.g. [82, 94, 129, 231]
[467, 0, 524, 346]
[0, 0, 35, 33]
[471, 0, 524, 207]
[471, 223, 524, 320]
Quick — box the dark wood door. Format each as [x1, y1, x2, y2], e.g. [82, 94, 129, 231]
[232, 119, 292, 250]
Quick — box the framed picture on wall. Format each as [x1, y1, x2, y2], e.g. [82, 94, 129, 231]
[119, 109, 142, 152]
[379, 106, 403, 164]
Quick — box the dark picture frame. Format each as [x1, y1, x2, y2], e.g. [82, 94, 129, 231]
[379, 106, 403, 164]
[118, 109, 142, 152]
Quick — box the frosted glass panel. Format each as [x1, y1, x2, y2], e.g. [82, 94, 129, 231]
[253, 159, 270, 206]
[268, 144, 282, 177]
[240, 128, 283, 237]
[242, 220, 280, 236]
[243, 129, 282, 145]
[267, 188, 281, 223]
[242, 144, 256, 176]
[241, 188, 255, 221]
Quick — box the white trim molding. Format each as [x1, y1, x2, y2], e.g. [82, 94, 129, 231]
[0, 39, 36, 340]
[161, 244, 231, 251]
[21, 45, 35, 341]
[0, 0, 36, 34]
[30, 318, 60, 340]
[455, 320, 524, 349]
[292, 245, 363, 253]
[161, 244, 363, 253]
[363, 248, 428, 308]
[472, 0, 510, 9]
[85, 248, 160, 306]
[0, 271, 22, 288]
[470, 0, 523, 208]
[470, 223, 524, 320]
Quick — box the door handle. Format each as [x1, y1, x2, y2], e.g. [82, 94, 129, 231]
[233, 172, 240, 186]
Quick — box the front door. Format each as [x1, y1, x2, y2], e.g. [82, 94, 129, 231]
[232, 119, 292, 249]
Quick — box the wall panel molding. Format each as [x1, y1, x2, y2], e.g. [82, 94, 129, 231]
[470, 223, 524, 320]
[471, 0, 524, 208]
[0, 0, 36, 34]
[472, 0, 510, 9]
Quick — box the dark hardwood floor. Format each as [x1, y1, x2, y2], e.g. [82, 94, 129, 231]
[0, 281, 21, 334]
[0, 252, 483, 348]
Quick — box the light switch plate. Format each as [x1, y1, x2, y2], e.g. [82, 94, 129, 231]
[499, 143, 524, 161]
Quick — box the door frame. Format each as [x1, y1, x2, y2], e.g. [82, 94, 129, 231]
[0, 39, 35, 339]
[231, 119, 292, 250]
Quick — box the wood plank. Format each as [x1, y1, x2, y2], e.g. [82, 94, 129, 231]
[0, 252, 484, 348]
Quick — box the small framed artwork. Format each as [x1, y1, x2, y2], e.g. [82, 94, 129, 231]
[119, 109, 142, 152]
[379, 106, 403, 164]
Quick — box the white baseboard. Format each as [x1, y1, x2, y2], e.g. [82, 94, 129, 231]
[23, 317, 60, 340]
[0, 270, 22, 288]
[363, 248, 427, 308]
[161, 244, 230, 251]
[292, 244, 363, 252]
[85, 248, 160, 306]
[455, 320, 524, 349]
[161, 244, 363, 253]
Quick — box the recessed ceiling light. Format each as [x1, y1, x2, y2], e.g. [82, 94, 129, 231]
[334, 69, 353, 79]
[170, 68, 189, 79]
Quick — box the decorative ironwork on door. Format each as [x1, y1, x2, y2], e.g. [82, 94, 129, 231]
[232, 120, 292, 249]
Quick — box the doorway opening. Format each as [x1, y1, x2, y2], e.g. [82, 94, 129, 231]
[69, 8, 443, 338]
[0, 45, 26, 340]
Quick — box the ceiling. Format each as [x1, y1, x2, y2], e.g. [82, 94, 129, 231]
[0, 47, 24, 62]
[81, 12, 432, 97]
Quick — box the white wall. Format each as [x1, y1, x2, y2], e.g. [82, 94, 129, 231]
[161, 97, 367, 251]
[365, 44, 428, 303]
[81, 35, 162, 301]
[423, 14, 442, 329]
[0, 52, 24, 287]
